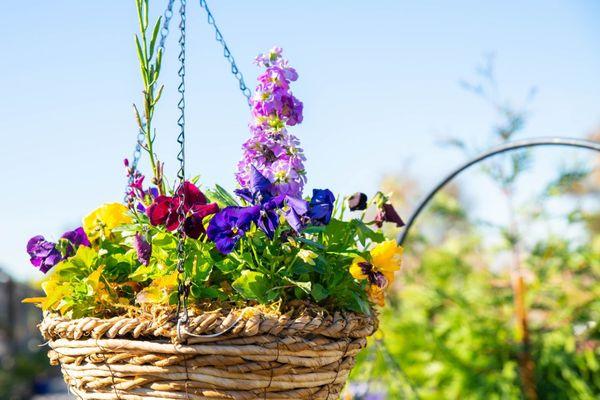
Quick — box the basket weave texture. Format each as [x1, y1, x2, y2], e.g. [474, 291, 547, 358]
[40, 306, 378, 400]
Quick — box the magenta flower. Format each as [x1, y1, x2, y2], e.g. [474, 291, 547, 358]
[146, 181, 219, 239]
[27, 236, 62, 273]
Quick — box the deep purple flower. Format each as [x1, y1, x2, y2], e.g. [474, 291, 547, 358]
[374, 203, 405, 228]
[207, 206, 260, 254]
[256, 195, 290, 239]
[133, 233, 152, 266]
[27, 236, 62, 273]
[235, 165, 275, 204]
[307, 189, 335, 225]
[60, 227, 91, 257]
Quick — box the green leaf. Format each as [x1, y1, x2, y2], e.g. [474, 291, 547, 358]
[134, 35, 148, 86]
[283, 277, 311, 294]
[296, 237, 325, 250]
[188, 257, 213, 283]
[352, 219, 385, 245]
[232, 271, 269, 302]
[191, 285, 221, 300]
[206, 184, 240, 207]
[152, 232, 177, 248]
[128, 263, 156, 282]
[214, 257, 240, 274]
[69, 246, 97, 270]
[148, 16, 162, 59]
[303, 226, 327, 234]
[311, 283, 329, 302]
[153, 85, 165, 106]
[347, 292, 372, 315]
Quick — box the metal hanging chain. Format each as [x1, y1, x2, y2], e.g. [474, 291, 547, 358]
[175, 0, 189, 329]
[199, 0, 252, 105]
[126, 0, 177, 202]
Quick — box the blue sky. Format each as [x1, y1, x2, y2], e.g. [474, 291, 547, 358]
[1, 0, 599, 281]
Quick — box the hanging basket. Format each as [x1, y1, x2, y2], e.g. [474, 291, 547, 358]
[40, 306, 378, 399]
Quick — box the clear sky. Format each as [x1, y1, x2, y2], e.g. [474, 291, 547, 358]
[1, 1, 599, 281]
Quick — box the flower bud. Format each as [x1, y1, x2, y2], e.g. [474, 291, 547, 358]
[348, 192, 368, 211]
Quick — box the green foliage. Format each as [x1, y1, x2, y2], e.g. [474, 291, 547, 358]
[28, 186, 398, 317]
[351, 235, 600, 399]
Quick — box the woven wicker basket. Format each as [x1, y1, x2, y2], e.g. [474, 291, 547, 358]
[40, 306, 377, 400]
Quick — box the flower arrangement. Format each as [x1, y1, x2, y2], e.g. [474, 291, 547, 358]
[25, 46, 404, 320]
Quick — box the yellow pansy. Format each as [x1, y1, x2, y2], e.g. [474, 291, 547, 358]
[83, 203, 132, 242]
[349, 240, 403, 306]
[370, 240, 403, 272]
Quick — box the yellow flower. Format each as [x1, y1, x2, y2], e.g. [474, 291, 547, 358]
[83, 203, 132, 242]
[370, 240, 403, 272]
[349, 240, 403, 306]
[368, 284, 386, 307]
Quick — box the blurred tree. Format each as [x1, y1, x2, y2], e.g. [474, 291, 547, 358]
[348, 59, 599, 399]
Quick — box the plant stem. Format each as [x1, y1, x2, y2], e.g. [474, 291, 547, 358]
[134, 0, 166, 195]
[505, 187, 538, 400]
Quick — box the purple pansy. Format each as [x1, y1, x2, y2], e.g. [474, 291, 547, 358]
[307, 189, 335, 225]
[234, 166, 308, 236]
[284, 196, 309, 232]
[61, 227, 91, 256]
[207, 206, 260, 254]
[27, 236, 62, 273]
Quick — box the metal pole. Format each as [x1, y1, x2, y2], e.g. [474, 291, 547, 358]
[397, 137, 600, 246]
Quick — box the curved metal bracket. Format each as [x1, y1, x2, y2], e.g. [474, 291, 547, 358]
[397, 137, 600, 245]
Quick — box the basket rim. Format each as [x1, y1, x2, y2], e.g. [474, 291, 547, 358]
[40, 304, 378, 343]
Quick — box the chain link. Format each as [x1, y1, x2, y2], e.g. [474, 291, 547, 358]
[175, 0, 189, 327]
[125, 0, 176, 203]
[199, 0, 252, 105]
[126, 0, 252, 328]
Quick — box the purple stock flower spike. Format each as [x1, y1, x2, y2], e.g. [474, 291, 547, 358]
[236, 48, 307, 198]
